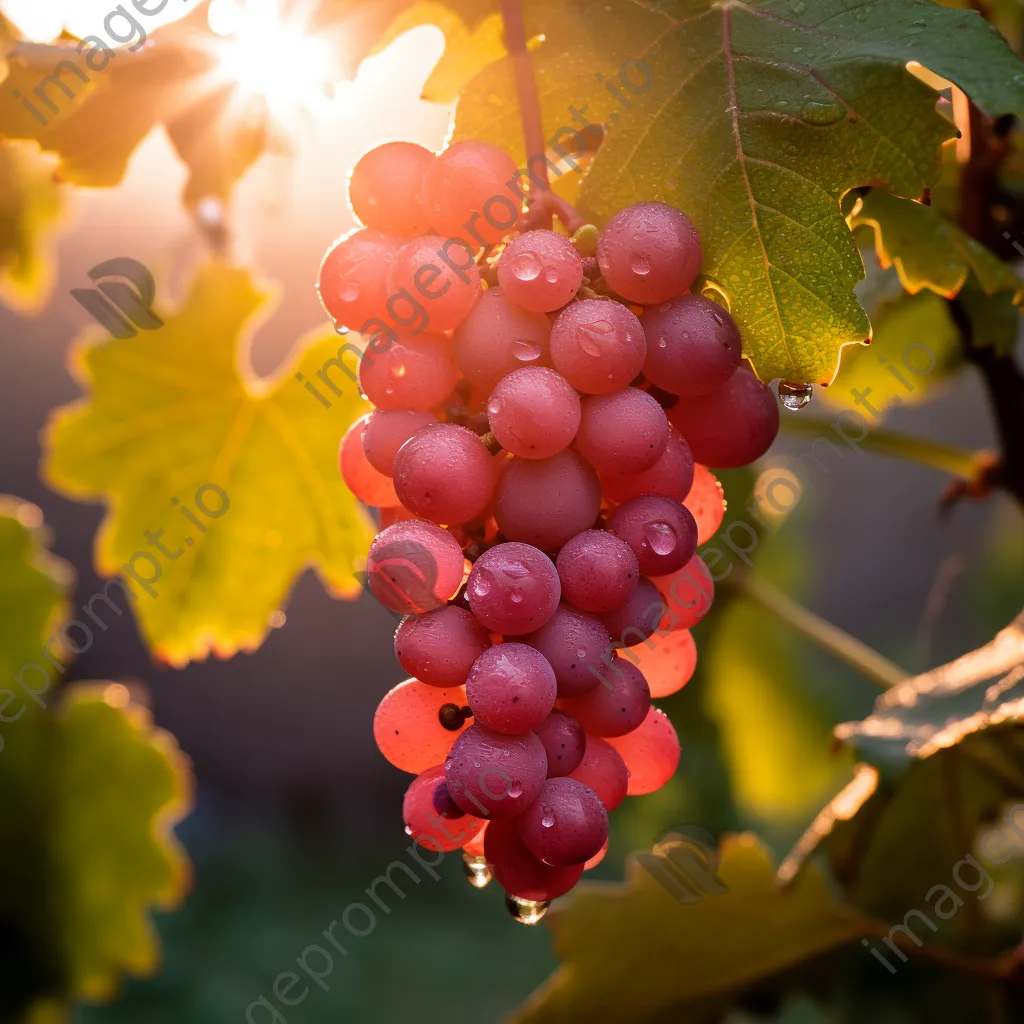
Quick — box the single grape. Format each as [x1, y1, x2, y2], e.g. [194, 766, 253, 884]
[568, 735, 629, 811]
[466, 643, 557, 734]
[534, 709, 586, 777]
[626, 628, 697, 698]
[495, 450, 601, 551]
[497, 229, 584, 312]
[362, 409, 437, 475]
[561, 656, 650, 737]
[601, 427, 694, 505]
[600, 577, 665, 648]
[349, 141, 435, 237]
[555, 530, 639, 614]
[641, 294, 743, 396]
[317, 228, 398, 330]
[484, 818, 585, 900]
[374, 678, 470, 774]
[394, 606, 492, 687]
[651, 554, 714, 631]
[445, 724, 547, 818]
[452, 288, 552, 392]
[424, 140, 520, 246]
[339, 415, 399, 508]
[387, 235, 483, 333]
[607, 493, 697, 577]
[403, 766, 485, 852]
[517, 777, 608, 867]
[575, 387, 670, 475]
[549, 298, 646, 394]
[684, 464, 725, 544]
[596, 202, 702, 304]
[668, 367, 779, 467]
[466, 542, 561, 635]
[487, 367, 580, 459]
[607, 708, 681, 795]
[392, 423, 498, 525]
[358, 330, 459, 410]
[523, 602, 611, 697]
[366, 520, 466, 614]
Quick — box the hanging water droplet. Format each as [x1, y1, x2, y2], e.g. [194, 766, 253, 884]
[487, 399, 502, 418]
[645, 521, 678, 556]
[334, 324, 350, 335]
[512, 252, 542, 281]
[506, 894, 550, 924]
[512, 338, 542, 362]
[463, 853, 492, 889]
[404, 825, 413, 836]
[631, 254, 651, 276]
[778, 381, 814, 410]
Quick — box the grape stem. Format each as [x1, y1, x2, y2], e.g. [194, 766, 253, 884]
[501, 0, 549, 195]
[727, 573, 909, 689]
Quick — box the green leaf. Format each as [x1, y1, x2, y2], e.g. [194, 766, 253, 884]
[849, 189, 1024, 307]
[956, 277, 1022, 355]
[42, 263, 374, 665]
[449, 0, 1024, 384]
[508, 833, 874, 1024]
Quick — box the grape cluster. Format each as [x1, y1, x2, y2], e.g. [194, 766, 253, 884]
[320, 138, 779, 920]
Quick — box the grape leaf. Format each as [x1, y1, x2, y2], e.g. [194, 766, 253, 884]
[509, 833, 874, 1024]
[0, 501, 191, 1014]
[0, 140, 65, 310]
[448, 0, 1024, 384]
[42, 264, 375, 666]
[849, 189, 1024, 309]
[779, 611, 1024, 953]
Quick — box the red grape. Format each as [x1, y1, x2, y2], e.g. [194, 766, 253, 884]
[366, 520, 466, 614]
[568, 735, 629, 811]
[523, 602, 611, 697]
[534, 709, 586, 777]
[517, 777, 608, 867]
[361, 409, 437, 475]
[600, 577, 665, 648]
[549, 298, 646, 393]
[403, 765, 485, 852]
[387, 235, 483, 332]
[349, 141, 435, 237]
[602, 426, 694, 505]
[317, 228, 398, 330]
[607, 708, 680, 795]
[555, 530, 639, 613]
[339, 415, 399, 508]
[465, 643, 557, 734]
[607, 493, 698, 577]
[684, 464, 725, 543]
[651, 554, 714, 631]
[358, 330, 459, 410]
[497, 229, 584, 312]
[394, 606, 492, 687]
[561, 656, 650, 737]
[576, 387, 670, 475]
[445, 724, 547, 818]
[374, 679, 470, 774]
[487, 367, 580, 459]
[466, 542, 561, 635]
[484, 817, 584, 900]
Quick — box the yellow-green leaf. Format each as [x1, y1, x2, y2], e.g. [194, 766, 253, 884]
[509, 834, 873, 1024]
[42, 263, 374, 666]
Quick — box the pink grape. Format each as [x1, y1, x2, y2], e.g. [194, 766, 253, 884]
[668, 367, 779, 467]
[596, 202, 702, 304]
[568, 735, 629, 811]
[628, 628, 697, 698]
[641, 294, 743, 396]
[608, 708, 681, 795]
[602, 426, 694, 505]
[600, 577, 665, 647]
[487, 367, 581, 459]
[392, 423, 497, 525]
[349, 141, 435, 237]
[585, 841, 608, 870]
[534, 709, 586, 777]
[374, 679, 470, 774]
[484, 818, 584, 900]
[497, 229, 584, 312]
[394, 606, 492, 687]
[651, 554, 715, 631]
[466, 542, 560, 635]
[549, 298, 646, 394]
[607, 493, 698, 577]
[402, 765, 485, 852]
[576, 387, 670, 475]
[317, 228, 398, 330]
[495, 450, 601, 551]
[358, 330, 459, 410]
[684, 464, 726, 543]
[361, 409, 437, 475]
[452, 288, 551, 392]
[424, 140, 520, 246]
[339, 415, 399, 508]
[466, 643, 557, 734]
[517, 777, 608, 867]
[555, 530, 639, 613]
[562, 656, 650, 737]
[387, 235, 483, 332]
[523, 603, 611, 697]
[445, 724, 547, 818]
[366, 520, 466, 614]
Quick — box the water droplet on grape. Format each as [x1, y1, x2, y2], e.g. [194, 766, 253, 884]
[337, 280, 361, 302]
[487, 399, 501, 418]
[544, 266, 559, 284]
[509, 780, 524, 798]
[512, 338, 542, 362]
[631, 254, 651, 276]
[472, 571, 493, 597]
[576, 647, 587, 659]
[394, 363, 406, 378]
[541, 807, 556, 828]
[512, 252, 542, 281]
[404, 825, 413, 836]
[384, 384, 394, 395]
[645, 521, 678, 555]
[577, 319, 615, 358]
[778, 381, 814, 410]
[510, 589, 524, 604]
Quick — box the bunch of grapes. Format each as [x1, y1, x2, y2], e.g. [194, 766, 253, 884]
[319, 138, 779, 921]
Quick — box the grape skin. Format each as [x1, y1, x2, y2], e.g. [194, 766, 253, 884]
[517, 777, 608, 867]
[466, 542, 561, 635]
[394, 606, 492, 688]
[601, 426, 694, 505]
[497, 229, 584, 312]
[607, 708, 681, 796]
[607, 493, 698, 577]
[349, 141, 435, 238]
[403, 765, 485, 852]
[523, 602, 611, 698]
[362, 409, 437, 475]
[339, 415, 399, 508]
[568, 735, 629, 811]
[549, 298, 646, 394]
[534, 709, 586, 777]
[317, 228, 399, 331]
[484, 818, 585, 900]
[357, 330, 460, 411]
[374, 679, 470, 774]
[465, 643, 557, 734]
[487, 367, 581, 459]
[576, 387, 670, 475]
[561, 656, 651, 737]
[555, 530, 639, 614]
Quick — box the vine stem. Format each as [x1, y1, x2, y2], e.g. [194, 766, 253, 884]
[728, 573, 909, 689]
[501, 0, 549, 192]
[778, 415, 991, 481]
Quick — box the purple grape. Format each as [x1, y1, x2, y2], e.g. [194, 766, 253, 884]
[575, 388, 670, 475]
[487, 367, 581, 459]
[607, 493, 697, 577]
[517, 777, 608, 866]
[561, 657, 651, 737]
[366, 520, 467, 614]
[549, 298, 646, 394]
[465, 643, 557, 734]
[466, 542, 561, 635]
[394, 606, 492, 687]
[523, 602, 611, 697]
[600, 577, 666, 648]
[555, 529, 639, 614]
[534, 709, 586, 777]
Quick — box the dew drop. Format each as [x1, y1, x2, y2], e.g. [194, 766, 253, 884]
[463, 853, 492, 889]
[512, 338, 543, 362]
[631, 254, 651, 276]
[509, 780, 524, 798]
[472, 571, 493, 597]
[645, 521, 678, 556]
[337, 280, 362, 302]
[778, 381, 814, 410]
[577, 319, 615, 357]
[576, 647, 587, 659]
[544, 266, 560, 284]
[512, 252, 542, 281]
[541, 807, 556, 828]
[487, 399, 502, 418]
[405, 825, 413, 835]
[506, 894, 550, 924]
[510, 590, 524, 604]
[800, 100, 844, 126]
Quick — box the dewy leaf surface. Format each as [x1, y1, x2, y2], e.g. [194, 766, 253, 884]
[450, 0, 1024, 383]
[43, 264, 374, 666]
